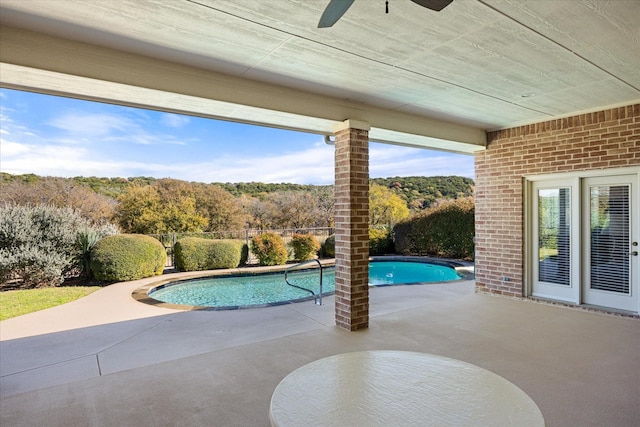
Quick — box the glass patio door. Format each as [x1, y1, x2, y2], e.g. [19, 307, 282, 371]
[582, 175, 638, 312]
[531, 179, 579, 303]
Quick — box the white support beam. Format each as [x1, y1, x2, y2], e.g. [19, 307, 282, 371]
[0, 25, 486, 153]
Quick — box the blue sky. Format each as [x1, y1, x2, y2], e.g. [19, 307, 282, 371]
[0, 88, 474, 184]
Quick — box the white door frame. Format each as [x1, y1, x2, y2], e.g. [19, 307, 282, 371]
[529, 178, 580, 303]
[525, 167, 640, 313]
[582, 174, 638, 312]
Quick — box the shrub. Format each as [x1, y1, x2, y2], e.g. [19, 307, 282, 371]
[290, 234, 321, 261]
[238, 241, 249, 266]
[369, 228, 394, 256]
[394, 197, 474, 260]
[76, 223, 119, 279]
[1, 204, 88, 288]
[174, 237, 246, 271]
[90, 234, 165, 281]
[321, 234, 335, 258]
[251, 232, 288, 266]
[76, 229, 102, 279]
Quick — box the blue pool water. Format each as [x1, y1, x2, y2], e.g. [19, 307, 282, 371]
[149, 261, 462, 308]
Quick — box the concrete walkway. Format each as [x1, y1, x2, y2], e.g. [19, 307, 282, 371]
[1, 273, 639, 426]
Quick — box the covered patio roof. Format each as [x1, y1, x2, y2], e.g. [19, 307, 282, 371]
[1, 0, 638, 153]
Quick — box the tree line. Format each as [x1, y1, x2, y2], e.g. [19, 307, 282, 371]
[0, 173, 474, 234]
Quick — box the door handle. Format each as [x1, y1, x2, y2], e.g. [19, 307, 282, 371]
[630, 251, 639, 256]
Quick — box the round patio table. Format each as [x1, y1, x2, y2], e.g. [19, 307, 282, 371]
[270, 350, 544, 427]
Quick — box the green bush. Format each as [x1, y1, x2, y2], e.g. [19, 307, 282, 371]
[0, 204, 116, 289]
[174, 237, 246, 271]
[321, 234, 335, 258]
[251, 232, 288, 266]
[369, 228, 394, 256]
[75, 224, 119, 279]
[238, 241, 249, 266]
[90, 234, 165, 281]
[317, 231, 394, 258]
[394, 197, 475, 260]
[290, 234, 321, 261]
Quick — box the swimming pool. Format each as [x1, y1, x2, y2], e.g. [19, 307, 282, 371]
[146, 260, 463, 309]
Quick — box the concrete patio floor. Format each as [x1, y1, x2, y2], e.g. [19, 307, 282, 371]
[1, 272, 639, 426]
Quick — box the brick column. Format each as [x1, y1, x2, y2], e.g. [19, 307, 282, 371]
[333, 119, 370, 331]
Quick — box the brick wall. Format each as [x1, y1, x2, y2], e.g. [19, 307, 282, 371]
[334, 126, 370, 331]
[475, 104, 640, 297]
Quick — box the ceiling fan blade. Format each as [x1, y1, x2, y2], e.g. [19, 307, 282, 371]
[410, 0, 453, 12]
[318, 0, 355, 28]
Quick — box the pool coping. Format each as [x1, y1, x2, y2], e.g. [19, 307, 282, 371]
[131, 256, 474, 311]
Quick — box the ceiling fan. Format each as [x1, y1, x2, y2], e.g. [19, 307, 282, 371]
[318, 0, 453, 28]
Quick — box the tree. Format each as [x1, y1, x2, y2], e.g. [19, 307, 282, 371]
[243, 196, 274, 229]
[310, 186, 334, 228]
[266, 191, 318, 229]
[243, 191, 321, 229]
[113, 183, 207, 234]
[113, 185, 165, 233]
[193, 184, 248, 231]
[153, 179, 208, 232]
[0, 177, 115, 224]
[370, 176, 475, 211]
[113, 180, 252, 234]
[369, 183, 410, 228]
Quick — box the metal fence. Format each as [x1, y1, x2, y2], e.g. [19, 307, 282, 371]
[150, 227, 334, 267]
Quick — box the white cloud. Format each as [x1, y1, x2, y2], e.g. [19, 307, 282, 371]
[0, 111, 41, 140]
[0, 112, 14, 129]
[144, 142, 474, 185]
[48, 112, 134, 137]
[170, 143, 337, 184]
[1, 138, 87, 175]
[1, 134, 473, 184]
[42, 111, 188, 146]
[369, 144, 474, 179]
[0, 139, 31, 156]
[0, 137, 168, 178]
[161, 113, 190, 128]
[0, 91, 474, 184]
[105, 133, 187, 146]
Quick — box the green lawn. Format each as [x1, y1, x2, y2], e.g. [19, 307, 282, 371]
[0, 286, 100, 321]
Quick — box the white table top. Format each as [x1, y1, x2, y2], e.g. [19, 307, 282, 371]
[270, 350, 544, 427]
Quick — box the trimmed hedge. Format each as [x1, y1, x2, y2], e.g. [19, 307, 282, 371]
[369, 228, 394, 256]
[174, 237, 247, 271]
[318, 231, 394, 258]
[321, 234, 335, 258]
[90, 234, 165, 281]
[251, 232, 288, 266]
[290, 234, 320, 261]
[394, 197, 475, 260]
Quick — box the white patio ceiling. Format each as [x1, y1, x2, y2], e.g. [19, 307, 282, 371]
[1, 0, 639, 153]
